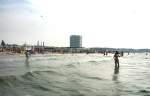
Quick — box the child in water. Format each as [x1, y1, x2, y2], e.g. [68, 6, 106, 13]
[113, 51, 120, 68]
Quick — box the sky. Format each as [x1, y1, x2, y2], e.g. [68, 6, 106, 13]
[0, 0, 150, 48]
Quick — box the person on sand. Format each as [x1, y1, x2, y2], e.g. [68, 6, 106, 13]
[113, 51, 120, 68]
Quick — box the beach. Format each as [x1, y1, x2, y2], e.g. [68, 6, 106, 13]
[0, 53, 150, 96]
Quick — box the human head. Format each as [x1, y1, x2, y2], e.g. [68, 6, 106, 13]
[115, 51, 119, 54]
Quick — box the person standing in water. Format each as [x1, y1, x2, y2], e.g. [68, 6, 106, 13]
[25, 50, 31, 59]
[113, 51, 120, 68]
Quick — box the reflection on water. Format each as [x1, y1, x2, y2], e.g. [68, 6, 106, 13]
[114, 67, 119, 74]
[112, 67, 122, 96]
[25, 58, 31, 73]
[25, 58, 30, 67]
[113, 67, 119, 81]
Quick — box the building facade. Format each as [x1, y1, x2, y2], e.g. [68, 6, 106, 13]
[70, 35, 82, 48]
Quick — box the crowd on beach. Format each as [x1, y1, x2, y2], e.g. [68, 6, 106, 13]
[0, 40, 124, 68]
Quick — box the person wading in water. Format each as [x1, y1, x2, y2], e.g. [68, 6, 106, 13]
[113, 51, 120, 68]
[25, 50, 31, 59]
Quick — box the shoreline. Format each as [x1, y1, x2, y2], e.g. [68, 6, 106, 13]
[0, 51, 112, 56]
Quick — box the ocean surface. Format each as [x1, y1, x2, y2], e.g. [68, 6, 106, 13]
[0, 53, 150, 96]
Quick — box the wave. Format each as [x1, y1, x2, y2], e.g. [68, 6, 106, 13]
[0, 69, 66, 96]
[0, 69, 64, 86]
[88, 61, 98, 63]
[0, 75, 18, 87]
[138, 89, 150, 93]
[33, 70, 64, 76]
[74, 72, 104, 81]
[85, 76, 104, 81]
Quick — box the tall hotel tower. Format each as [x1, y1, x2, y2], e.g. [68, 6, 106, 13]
[70, 35, 82, 48]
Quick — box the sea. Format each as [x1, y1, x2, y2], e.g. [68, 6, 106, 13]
[0, 53, 150, 96]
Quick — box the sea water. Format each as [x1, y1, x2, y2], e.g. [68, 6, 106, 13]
[0, 53, 150, 96]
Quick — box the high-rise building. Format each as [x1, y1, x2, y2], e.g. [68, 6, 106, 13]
[70, 35, 82, 48]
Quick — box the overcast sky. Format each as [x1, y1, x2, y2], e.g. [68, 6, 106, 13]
[0, 0, 150, 48]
